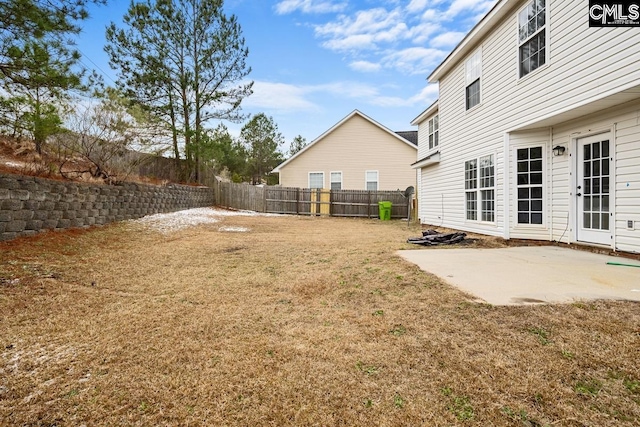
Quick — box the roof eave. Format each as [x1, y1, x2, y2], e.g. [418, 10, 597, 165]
[411, 152, 440, 169]
[410, 100, 439, 126]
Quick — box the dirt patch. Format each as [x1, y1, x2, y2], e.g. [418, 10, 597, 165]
[1, 215, 639, 425]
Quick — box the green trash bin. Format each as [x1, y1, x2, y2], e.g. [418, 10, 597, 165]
[378, 201, 392, 221]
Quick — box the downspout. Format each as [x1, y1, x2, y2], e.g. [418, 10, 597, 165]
[611, 122, 617, 251]
[503, 132, 510, 240]
[549, 126, 554, 242]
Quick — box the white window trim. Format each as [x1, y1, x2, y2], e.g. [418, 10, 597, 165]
[516, 0, 549, 82]
[308, 171, 324, 189]
[513, 145, 546, 228]
[330, 171, 342, 191]
[464, 154, 496, 224]
[365, 170, 379, 191]
[465, 48, 482, 112]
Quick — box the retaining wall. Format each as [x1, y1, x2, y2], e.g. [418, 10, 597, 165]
[0, 173, 214, 242]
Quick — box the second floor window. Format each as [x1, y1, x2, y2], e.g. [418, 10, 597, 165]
[465, 49, 482, 110]
[519, 0, 546, 78]
[428, 115, 439, 150]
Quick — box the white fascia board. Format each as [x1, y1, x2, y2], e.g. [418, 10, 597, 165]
[410, 100, 439, 126]
[411, 152, 440, 169]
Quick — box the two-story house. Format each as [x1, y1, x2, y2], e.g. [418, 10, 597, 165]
[274, 110, 417, 191]
[413, 0, 640, 254]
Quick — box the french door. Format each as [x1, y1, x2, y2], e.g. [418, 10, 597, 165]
[576, 133, 612, 245]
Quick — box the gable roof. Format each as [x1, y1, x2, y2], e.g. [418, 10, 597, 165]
[272, 109, 417, 173]
[395, 131, 418, 146]
[429, 0, 518, 82]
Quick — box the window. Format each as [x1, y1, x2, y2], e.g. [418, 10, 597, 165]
[330, 172, 342, 191]
[309, 172, 324, 189]
[465, 155, 495, 222]
[465, 160, 478, 220]
[465, 49, 482, 110]
[517, 147, 543, 224]
[366, 170, 378, 191]
[519, 0, 546, 78]
[428, 115, 439, 150]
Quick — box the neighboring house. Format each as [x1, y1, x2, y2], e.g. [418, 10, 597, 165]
[273, 110, 417, 191]
[413, 0, 640, 253]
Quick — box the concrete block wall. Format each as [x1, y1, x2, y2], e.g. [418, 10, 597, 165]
[0, 173, 214, 242]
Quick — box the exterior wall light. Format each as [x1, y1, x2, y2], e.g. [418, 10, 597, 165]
[553, 145, 566, 156]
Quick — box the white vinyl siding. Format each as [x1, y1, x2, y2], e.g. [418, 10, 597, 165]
[330, 171, 342, 190]
[366, 170, 378, 191]
[465, 49, 482, 110]
[418, 0, 640, 240]
[309, 172, 324, 189]
[548, 99, 640, 253]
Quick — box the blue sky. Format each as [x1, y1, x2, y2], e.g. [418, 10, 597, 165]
[77, 0, 497, 151]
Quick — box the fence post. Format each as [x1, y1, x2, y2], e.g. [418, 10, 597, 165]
[296, 188, 300, 215]
[329, 189, 333, 217]
[367, 191, 371, 218]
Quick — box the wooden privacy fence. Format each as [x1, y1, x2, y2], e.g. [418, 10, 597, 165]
[214, 181, 410, 219]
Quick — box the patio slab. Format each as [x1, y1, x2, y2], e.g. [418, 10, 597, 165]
[398, 246, 640, 305]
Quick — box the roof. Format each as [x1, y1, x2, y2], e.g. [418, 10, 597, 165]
[272, 109, 417, 173]
[395, 131, 418, 146]
[410, 100, 439, 126]
[429, 0, 518, 82]
[411, 151, 440, 169]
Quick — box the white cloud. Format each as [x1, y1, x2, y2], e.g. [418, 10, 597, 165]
[349, 60, 382, 72]
[242, 81, 319, 112]
[274, 0, 347, 15]
[430, 31, 465, 48]
[444, 0, 496, 19]
[322, 34, 377, 51]
[409, 83, 440, 104]
[381, 47, 447, 75]
[314, 8, 408, 52]
[406, 21, 440, 44]
[366, 83, 439, 107]
[406, 0, 428, 13]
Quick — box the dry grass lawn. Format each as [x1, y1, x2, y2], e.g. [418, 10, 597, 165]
[1, 213, 639, 426]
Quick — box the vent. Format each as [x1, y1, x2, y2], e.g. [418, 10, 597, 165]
[628, 220, 635, 230]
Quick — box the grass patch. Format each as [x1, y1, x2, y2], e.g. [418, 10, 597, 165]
[442, 388, 474, 421]
[389, 324, 406, 336]
[1, 215, 639, 425]
[528, 327, 552, 345]
[575, 378, 603, 397]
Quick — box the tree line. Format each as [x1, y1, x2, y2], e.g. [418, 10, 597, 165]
[0, 0, 307, 184]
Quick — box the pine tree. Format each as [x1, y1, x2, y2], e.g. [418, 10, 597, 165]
[106, 0, 252, 182]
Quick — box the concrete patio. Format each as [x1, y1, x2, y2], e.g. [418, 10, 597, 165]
[398, 246, 640, 305]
